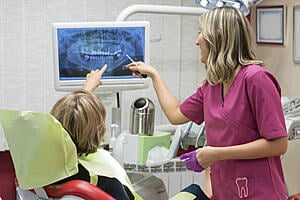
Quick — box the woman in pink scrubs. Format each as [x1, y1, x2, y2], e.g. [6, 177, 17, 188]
[127, 6, 288, 200]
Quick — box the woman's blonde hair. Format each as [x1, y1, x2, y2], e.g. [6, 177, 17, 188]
[200, 6, 264, 84]
[50, 89, 106, 155]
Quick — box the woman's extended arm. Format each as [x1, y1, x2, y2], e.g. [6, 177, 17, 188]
[126, 62, 189, 125]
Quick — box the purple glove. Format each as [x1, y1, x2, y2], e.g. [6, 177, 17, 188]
[180, 150, 204, 172]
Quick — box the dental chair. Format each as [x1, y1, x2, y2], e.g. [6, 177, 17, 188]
[0, 109, 115, 200]
[16, 179, 115, 200]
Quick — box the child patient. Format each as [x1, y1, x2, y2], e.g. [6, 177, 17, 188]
[51, 64, 142, 200]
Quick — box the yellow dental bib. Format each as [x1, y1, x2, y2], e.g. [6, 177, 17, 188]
[78, 150, 142, 200]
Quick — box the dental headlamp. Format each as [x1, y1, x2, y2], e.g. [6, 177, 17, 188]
[195, 0, 263, 15]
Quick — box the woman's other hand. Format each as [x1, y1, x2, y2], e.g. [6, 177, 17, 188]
[195, 146, 217, 169]
[83, 64, 107, 93]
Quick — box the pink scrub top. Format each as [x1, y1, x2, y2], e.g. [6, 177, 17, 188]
[180, 65, 287, 200]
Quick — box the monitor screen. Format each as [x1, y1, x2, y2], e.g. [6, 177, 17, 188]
[52, 21, 150, 92]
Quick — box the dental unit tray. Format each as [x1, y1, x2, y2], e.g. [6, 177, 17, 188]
[165, 121, 206, 160]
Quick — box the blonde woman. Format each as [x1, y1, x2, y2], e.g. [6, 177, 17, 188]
[127, 6, 287, 200]
[51, 65, 142, 200]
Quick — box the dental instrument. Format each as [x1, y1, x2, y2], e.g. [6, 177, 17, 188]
[126, 54, 147, 78]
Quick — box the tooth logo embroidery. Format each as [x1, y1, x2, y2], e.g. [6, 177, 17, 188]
[235, 177, 248, 198]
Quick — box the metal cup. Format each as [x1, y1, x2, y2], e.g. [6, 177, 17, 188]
[129, 97, 155, 136]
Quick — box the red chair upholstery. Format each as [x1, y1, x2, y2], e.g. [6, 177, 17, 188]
[288, 193, 300, 200]
[44, 180, 116, 200]
[0, 151, 16, 200]
[15, 178, 115, 200]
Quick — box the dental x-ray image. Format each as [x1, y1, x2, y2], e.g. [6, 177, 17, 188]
[57, 26, 145, 80]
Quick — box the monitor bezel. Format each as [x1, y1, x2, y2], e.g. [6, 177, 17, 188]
[52, 21, 150, 93]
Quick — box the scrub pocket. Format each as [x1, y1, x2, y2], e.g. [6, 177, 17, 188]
[224, 176, 279, 200]
[211, 159, 278, 200]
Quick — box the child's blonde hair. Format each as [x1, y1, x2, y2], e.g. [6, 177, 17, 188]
[51, 89, 106, 155]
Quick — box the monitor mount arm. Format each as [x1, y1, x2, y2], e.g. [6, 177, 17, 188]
[116, 4, 207, 21]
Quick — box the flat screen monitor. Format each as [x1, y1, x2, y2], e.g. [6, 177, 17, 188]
[52, 21, 150, 93]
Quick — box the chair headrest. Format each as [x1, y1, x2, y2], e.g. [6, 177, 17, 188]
[0, 109, 78, 189]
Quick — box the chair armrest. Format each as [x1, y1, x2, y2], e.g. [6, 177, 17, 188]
[44, 180, 115, 200]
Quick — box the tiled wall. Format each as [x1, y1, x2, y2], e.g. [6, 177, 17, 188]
[0, 0, 205, 148]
